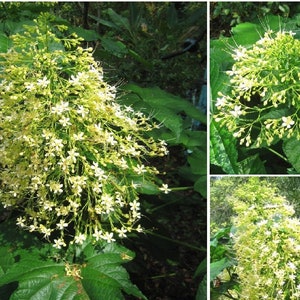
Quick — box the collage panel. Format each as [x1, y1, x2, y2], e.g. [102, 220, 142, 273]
[210, 2, 300, 175]
[210, 176, 300, 299]
[0, 2, 208, 300]
[209, 2, 300, 300]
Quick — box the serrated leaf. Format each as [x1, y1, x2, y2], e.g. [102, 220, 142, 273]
[82, 243, 146, 300]
[283, 137, 300, 172]
[237, 153, 266, 174]
[0, 242, 146, 300]
[210, 119, 239, 174]
[0, 258, 87, 300]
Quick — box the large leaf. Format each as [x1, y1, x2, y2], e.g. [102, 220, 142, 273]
[0, 259, 84, 300]
[0, 248, 14, 276]
[237, 153, 266, 174]
[0, 33, 11, 53]
[107, 8, 131, 32]
[194, 176, 207, 198]
[0, 242, 146, 300]
[122, 84, 206, 122]
[100, 37, 128, 58]
[210, 258, 233, 281]
[283, 137, 300, 173]
[188, 149, 206, 176]
[210, 119, 239, 174]
[71, 27, 100, 42]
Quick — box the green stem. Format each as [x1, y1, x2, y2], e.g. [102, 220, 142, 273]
[266, 147, 288, 162]
[170, 186, 194, 191]
[150, 273, 176, 279]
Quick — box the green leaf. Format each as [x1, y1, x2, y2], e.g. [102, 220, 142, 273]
[132, 178, 160, 195]
[283, 137, 300, 172]
[230, 22, 261, 46]
[82, 243, 146, 300]
[194, 258, 207, 278]
[71, 27, 100, 41]
[107, 8, 131, 32]
[0, 33, 11, 53]
[178, 130, 206, 148]
[188, 149, 206, 175]
[194, 176, 207, 198]
[0, 259, 84, 300]
[100, 37, 128, 58]
[128, 49, 152, 69]
[0, 242, 146, 300]
[210, 47, 232, 103]
[260, 108, 290, 120]
[210, 119, 239, 174]
[196, 276, 207, 300]
[237, 153, 266, 174]
[122, 84, 206, 123]
[210, 258, 233, 281]
[0, 247, 14, 275]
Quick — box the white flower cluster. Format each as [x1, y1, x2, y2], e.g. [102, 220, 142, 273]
[0, 15, 169, 248]
[214, 30, 300, 147]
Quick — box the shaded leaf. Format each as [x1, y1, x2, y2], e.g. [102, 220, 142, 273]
[237, 153, 266, 174]
[100, 37, 128, 58]
[194, 176, 207, 198]
[283, 137, 300, 172]
[210, 258, 233, 281]
[71, 27, 100, 41]
[210, 119, 239, 174]
[0, 242, 146, 300]
[107, 8, 131, 32]
[121, 84, 206, 125]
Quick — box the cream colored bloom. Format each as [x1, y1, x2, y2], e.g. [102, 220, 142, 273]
[282, 116, 295, 128]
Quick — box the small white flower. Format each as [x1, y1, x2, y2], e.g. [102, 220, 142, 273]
[37, 76, 50, 88]
[25, 82, 35, 91]
[76, 105, 89, 118]
[159, 184, 171, 194]
[56, 219, 69, 230]
[129, 199, 140, 211]
[93, 228, 103, 241]
[74, 233, 86, 245]
[16, 217, 26, 227]
[116, 227, 127, 238]
[73, 132, 85, 141]
[233, 46, 247, 61]
[133, 164, 147, 175]
[230, 105, 243, 117]
[282, 116, 294, 128]
[53, 238, 66, 249]
[102, 232, 115, 243]
[59, 116, 71, 127]
[215, 96, 226, 107]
